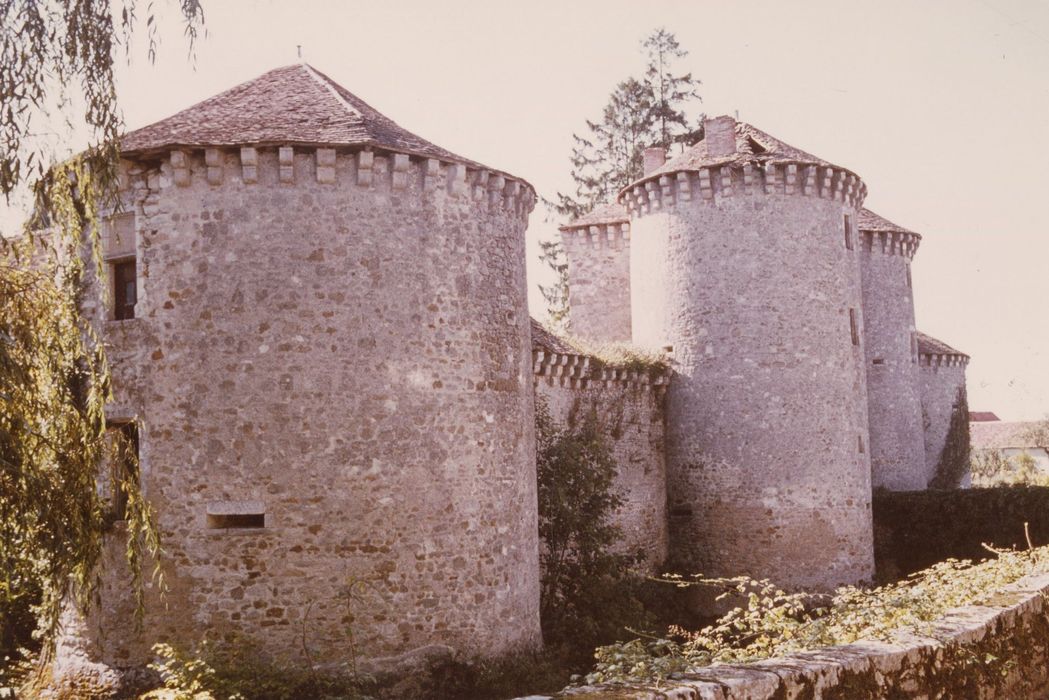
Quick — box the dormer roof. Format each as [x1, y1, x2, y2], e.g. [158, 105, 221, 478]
[120, 63, 522, 183]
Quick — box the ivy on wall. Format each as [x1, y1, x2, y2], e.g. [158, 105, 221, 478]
[928, 386, 971, 489]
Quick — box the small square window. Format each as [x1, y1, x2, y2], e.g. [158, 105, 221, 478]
[206, 501, 267, 529]
[208, 513, 265, 529]
[113, 259, 137, 320]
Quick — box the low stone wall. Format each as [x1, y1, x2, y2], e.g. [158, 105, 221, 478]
[874, 486, 1049, 581]
[540, 571, 1049, 699]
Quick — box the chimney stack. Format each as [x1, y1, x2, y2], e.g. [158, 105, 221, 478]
[643, 147, 666, 176]
[704, 115, 737, 157]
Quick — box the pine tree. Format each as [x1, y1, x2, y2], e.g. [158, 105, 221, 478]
[553, 29, 703, 221]
[643, 28, 703, 151]
[543, 29, 703, 324]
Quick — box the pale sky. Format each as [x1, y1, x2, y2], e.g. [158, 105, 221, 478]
[5, 0, 1049, 419]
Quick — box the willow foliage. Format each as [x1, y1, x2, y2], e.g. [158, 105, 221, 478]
[1, 0, 204, 662]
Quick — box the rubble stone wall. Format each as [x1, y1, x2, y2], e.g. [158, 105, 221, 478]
[920, 357, 970, 486]
[533, 373, 668, 569]
[69, 145, 542, 669]
[859, 231, 926, 490]
[625, 163, 875, 591]
[560, 222, 632, 343]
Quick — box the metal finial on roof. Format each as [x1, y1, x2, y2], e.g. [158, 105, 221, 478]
[297, 45, 303, 60]
[734, 109, 739, 120]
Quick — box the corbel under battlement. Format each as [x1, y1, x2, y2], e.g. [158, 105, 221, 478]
[558, 221, 631, 250]
[619, 162, 867, 217]
[531, 348, 667, 395]
[919, 352, 970, 369]
[122, 145, 537, 219]
[862, 229, 921, 260]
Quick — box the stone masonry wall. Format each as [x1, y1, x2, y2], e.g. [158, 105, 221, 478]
[546, 571, 1049, 699]
[560, 221, 631, 343]
[69, 145, 542, 669]
[859, 231, 926, 490]
[920, 357, 969, 487]
[626, 163, 875, 591]
[533, 373, 668, 569]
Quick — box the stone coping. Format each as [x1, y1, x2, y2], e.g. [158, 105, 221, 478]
[528, 570, 1049, 699]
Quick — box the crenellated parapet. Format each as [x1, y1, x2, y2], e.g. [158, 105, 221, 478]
[531, 348, 667, 395]
[120, 145, 536, 220]
[619, 162, 866, 216]
[859, 208, 922, 260]
[558, 221, 630, 250]
[919, 351, 970, 368]
[862, 229, 921, 259]
[917, 331, 970, 368]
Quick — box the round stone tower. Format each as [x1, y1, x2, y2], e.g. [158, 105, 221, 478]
[858, 209, 927, 490]
[623, 116, 874, 590]
[72, 64, 540, 669]
[558, 202, 632, 343]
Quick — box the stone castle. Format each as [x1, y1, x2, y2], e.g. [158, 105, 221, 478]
[58, 64, 971, 673]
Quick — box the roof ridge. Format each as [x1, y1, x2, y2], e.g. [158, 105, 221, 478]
[301, 63, 362, 121]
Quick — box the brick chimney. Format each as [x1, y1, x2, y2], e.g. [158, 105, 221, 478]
[643, 147, 666, 176]
[704, 115, 737, 157]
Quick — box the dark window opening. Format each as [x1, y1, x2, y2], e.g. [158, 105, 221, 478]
[106, 422, 138, 522]
[906, 264, 913, 289]
[746, 137, 767, 155]
[113, 259, 137, 320]
[208, 513, 265, 529]
[843, 214, 853, 250]
[872, 358, 885, 365]
[669, 505, 693, 518]
[849, 308, 860, 346]
[858, 435, 865, 454]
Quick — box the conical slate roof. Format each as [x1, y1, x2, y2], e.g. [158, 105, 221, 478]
[559, 202, 629, 230]
[858, 208, 919, 236]
[640, 121, 846, 182]
[916, 331, 969, 359]
[120, 63, 504, 175]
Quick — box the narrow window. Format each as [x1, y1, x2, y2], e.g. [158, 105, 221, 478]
[113, 259, 137, 320]
[906, 263, 913, 289]
[849, 308, 860, 346]
[858, 435, 865, 454]
[208, 513, 265, 529]
[106, 421, 139, 521]
[872, 358, 885, 365]
[843, 213, 853, 251]
[207, 501, 266, 529]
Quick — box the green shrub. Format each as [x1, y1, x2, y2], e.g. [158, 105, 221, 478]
[143, 641, 373, 700]
[535, 398, 654, 657]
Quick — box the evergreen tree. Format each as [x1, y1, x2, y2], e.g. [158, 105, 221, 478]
[643, 28, 703, 151]
[537, 239, 570, 333]
[553, 28, 703, 220]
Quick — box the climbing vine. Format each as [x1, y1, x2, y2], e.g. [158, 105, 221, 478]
[929, 386, 971, 489]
